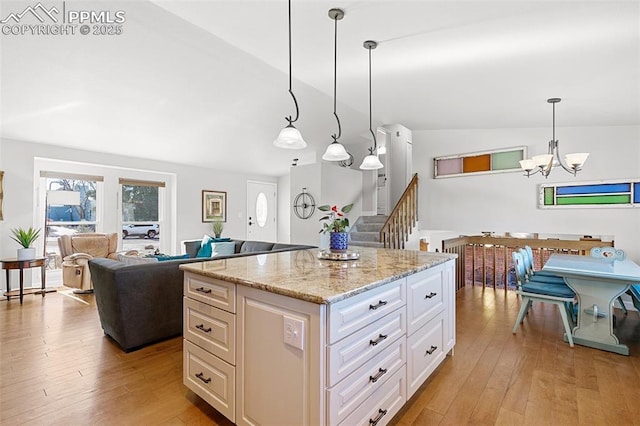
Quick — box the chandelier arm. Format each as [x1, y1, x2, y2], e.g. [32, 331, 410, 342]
[553, 139, 578, 174]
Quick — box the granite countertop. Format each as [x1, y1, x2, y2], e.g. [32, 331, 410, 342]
[180, 247, 456, 305]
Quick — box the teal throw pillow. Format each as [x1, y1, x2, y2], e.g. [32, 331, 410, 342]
[196, 235, 214, 258]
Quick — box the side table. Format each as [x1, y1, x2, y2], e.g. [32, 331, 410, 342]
[2, 258, 47, 304]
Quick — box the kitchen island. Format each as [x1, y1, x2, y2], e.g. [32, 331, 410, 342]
[180, 247, 456, 426]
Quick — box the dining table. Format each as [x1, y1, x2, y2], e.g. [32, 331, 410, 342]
[543, 253, 640, 355]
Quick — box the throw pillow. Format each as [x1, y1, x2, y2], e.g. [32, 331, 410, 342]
[196, 235, 214, 258]
[211, 241, 236, 256]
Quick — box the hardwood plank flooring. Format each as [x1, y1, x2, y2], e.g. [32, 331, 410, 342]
[1, 286, 638, 425]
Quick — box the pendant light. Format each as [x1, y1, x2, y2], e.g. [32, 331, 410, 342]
[322, 8, 350, 162]
[359, 40, 383, 170]
[273, 0, 306, 150]
[519, 98, 589, 178]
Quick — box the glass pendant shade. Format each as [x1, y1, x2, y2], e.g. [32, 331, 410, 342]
[519, 159, 536, 172]
[359, 154, 384, 170]
[322, 141, 350, 161]
[532, 154, 553, 167]
[273, 124, 306, 149]
[565, 152, 589, 168]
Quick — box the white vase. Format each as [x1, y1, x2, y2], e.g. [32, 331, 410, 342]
[17, 248, 36, 261]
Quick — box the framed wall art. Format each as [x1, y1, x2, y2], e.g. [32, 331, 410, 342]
[202, 190, 227, 222]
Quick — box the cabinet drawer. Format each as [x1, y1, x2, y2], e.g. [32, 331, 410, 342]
[184, 272, 236, 313]
[328, 337, 405, 425]
[339, 366, 406, 426]
[406, 312, 445, 398]
[328, 308, 406, 387]
[183, 340, 235, 422]
[328, 278, 405, 344]
[184, 297, 236, 365]
[406, 265, 445, 335]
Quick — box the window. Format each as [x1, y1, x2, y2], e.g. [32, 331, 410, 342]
[120, 178, 165, 253]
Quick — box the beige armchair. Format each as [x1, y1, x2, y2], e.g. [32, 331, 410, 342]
[58, 233, 118, 293]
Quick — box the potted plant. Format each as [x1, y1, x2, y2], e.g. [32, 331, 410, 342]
[10, 226, 41, 260]
[318, 204, 353, 253]
[212, 220, 224, 239]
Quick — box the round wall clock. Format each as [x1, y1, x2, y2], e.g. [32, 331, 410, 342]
[292, 188, 316, 219]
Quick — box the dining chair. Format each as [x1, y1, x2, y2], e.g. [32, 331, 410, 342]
[520, 247, 566, 283]
[589, 247, 629, 314]
[512, 251, 576, 347]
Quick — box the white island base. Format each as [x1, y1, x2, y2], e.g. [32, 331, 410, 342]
[181, 248, 456, 425]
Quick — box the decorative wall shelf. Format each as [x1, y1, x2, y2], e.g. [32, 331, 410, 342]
[433, 147, 526, 178]
[539, 179, 640, 208]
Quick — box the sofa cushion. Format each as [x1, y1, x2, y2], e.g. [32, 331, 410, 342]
[153, 254, 190, 262]
[196, 235, 214, 258]
[240, 241, 275, 253]
[116, 253, 159, 265]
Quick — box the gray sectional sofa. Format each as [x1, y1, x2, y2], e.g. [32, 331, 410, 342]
[88, 239, 314, 352]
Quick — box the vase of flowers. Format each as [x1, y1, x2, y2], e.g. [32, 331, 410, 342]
[319, 204, 353, 253]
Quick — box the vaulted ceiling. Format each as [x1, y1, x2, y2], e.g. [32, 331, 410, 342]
[1, 1, 638, 176]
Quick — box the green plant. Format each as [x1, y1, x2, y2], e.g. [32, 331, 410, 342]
[318, 204, 353, 234]
[212, 220, 224, 237]
[10, 227, 41, 248]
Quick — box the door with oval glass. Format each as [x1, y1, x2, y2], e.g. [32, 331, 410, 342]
[247, 181, 277, 242]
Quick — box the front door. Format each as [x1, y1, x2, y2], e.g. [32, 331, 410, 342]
[247, 181, 277, 242]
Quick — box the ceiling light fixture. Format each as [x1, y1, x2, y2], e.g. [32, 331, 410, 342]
[273, 0, 306, 150]
[322, 8, 350, 162]
[359, 40, 383, 170]
[519, 98, 589, 178]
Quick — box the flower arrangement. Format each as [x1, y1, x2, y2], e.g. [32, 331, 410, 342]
[318, 204, 353, 234]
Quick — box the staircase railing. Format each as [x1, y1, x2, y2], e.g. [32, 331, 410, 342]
[380, 173, 418, 249]
[442, 234, 614, 292]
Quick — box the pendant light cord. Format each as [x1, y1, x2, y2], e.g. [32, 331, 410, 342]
[332, 15, 342, 142]
[368, 45, 377, 154]
[286, 0, 299, 125]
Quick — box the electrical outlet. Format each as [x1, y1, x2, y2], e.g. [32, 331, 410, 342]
[283, 316, 305, 350]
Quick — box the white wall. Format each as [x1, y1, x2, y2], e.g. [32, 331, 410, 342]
[277, 173, 291, 243]
[290, 162, 363, 247]
[0, 138, 277, 259]
[413, 125, 640, 261]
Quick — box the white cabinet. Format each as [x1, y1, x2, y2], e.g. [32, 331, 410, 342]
[183, 259, 455, 425]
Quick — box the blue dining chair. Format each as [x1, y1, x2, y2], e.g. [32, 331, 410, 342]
[520, 247, 565, 284]
[512, 251, 576, 347]
[589, 247, 629, 314]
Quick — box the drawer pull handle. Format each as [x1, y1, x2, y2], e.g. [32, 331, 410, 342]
[369, 367, 388, 383]
[369, 300, 388, 310]
[195, 324, 212, 333]
[425, 345, 438, 356]
[195, 372, 211, 384]
[195, 287, 212, 294]
[369, 334, 388, 346]
[425, 292, 437, 299]
[369, 409, 388, 426]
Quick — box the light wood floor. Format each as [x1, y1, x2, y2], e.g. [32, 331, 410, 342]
[1, 287, 638, 425]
